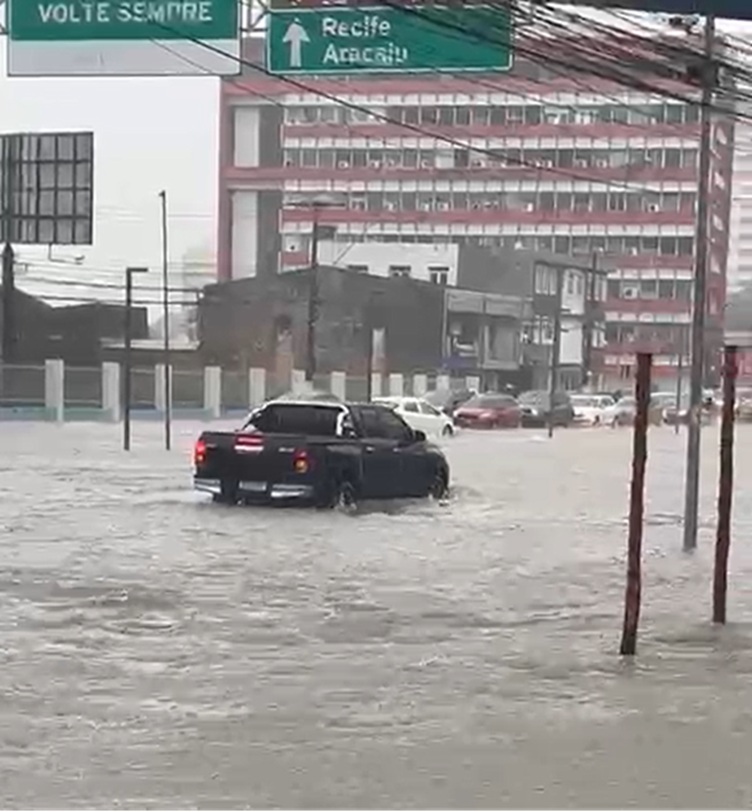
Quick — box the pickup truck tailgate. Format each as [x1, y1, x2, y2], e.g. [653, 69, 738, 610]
[198, 431, 319, 487]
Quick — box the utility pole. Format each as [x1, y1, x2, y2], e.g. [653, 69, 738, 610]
[158, 190, 172, 451]
[305, 204, 321, 383]
[683, 13, 715, 553]
[547, 265, 565, 439]
[675, 326, 685, 436]
[582, 251, 599, 389]
[1, 243, 14, 363]
[1, 136, 16, 364]
[123, 267, 147, 452]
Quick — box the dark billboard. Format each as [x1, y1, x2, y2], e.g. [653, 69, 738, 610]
[0, 131, 93, 245]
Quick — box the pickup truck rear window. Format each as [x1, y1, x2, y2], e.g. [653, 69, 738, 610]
[247, 404, 342, 436]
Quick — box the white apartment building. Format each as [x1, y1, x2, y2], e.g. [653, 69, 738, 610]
[311, 240, 459, 285]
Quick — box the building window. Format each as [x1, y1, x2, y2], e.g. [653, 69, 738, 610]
[389, 265, 411, 279]
[429, 266, 449, 285]
[567, 273, 575, 294]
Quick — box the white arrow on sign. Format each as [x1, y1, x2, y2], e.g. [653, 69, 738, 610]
[282, 18, 310, 68]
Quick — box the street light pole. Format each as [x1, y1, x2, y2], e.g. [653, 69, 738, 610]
[683, 13, 716, 552]
[548, 266, 565, 439]
[123, 267, 147, 452]
[158, 190, 172, 451]
[305, 204, 320, 383]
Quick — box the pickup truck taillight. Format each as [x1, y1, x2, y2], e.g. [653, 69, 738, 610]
[292, 449, 312, 474]
[194, 439, 207, 466]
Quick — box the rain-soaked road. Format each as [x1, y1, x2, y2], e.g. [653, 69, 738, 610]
[2, 419, 752, 808]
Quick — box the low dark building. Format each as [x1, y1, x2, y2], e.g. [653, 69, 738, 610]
[198, 248, 601, 393]
[199, 266, 446, 392]
[0, 286, 149, 366]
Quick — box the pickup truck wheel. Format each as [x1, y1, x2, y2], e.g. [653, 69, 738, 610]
[334, 480, 358, 513]
[213, 479, 238, 505]
[429, 469, 449, 501]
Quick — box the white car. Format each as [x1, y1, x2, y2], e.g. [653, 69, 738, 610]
[373, 396, 455, 438]
[570, 394, 618, 426]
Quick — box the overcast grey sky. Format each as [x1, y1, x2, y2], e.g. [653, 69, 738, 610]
[0, 37, 218, 304]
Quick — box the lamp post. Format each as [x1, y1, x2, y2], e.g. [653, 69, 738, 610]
[123, 267, 148, 452]
[158, 190, 172, 451]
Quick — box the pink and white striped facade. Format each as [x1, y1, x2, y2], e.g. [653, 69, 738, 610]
[217, 33, 734, 383]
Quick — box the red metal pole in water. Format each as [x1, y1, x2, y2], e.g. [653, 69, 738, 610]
[620, 352, 652, 656]
[713, 345, 737, 625]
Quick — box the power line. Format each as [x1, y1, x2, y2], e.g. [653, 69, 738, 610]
[153, 16, 710, 195]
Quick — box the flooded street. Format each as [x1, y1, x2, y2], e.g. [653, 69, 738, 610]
[2, 420, 752, 808]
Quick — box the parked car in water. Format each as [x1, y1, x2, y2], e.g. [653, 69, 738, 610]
[424, 388, 477, 417]
[570, 394, 618, 426]
[518, 390, 575, 428]
[612, 393, 679, 426]
[453, 393, 521, 429]
[736, 389, 752, 421]
[373, 396, 455, 438]
[662, 393, 715, 426]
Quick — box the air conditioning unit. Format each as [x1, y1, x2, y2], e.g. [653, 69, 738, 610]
[574, 159, 588, 168]
[437, 201, 450, 211]
[596, 159, 609, 168]
[540, 159, 553, 168]
[384, 201, 397, 211]
[623, 287, 638, 299]
[647, 203, 660, 212]
[337, 160, 350, 168]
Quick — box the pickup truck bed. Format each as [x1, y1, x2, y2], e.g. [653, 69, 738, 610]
[193, 399, 450, 507]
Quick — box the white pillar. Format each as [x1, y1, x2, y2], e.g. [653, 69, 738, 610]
[44, 359, 64, 423]
[248, 367, 266, 408]
[330, 371, 346, 401]
[436, 373, 450, 391]
[388, 373, 404, 397]
[102, 362, 120, 422]
[291, 369, 308, 395]
[370, 372, 382, 399]
[203, 366, 221, 419]
[466, 375, 481, 393]
[154, 364, 172, 413]
[413, 373, 428, 397]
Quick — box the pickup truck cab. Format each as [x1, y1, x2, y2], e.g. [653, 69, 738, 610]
[193, 399, 450, 508]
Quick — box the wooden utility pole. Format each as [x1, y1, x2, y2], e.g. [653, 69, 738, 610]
[620, 352, 652, 656]
[713, 345, 737, 624]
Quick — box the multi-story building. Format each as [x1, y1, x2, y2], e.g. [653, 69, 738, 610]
[217, 19, 734, 386]
[728, 118, 752, 292]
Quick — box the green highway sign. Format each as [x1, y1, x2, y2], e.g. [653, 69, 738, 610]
[266, 5, 512, 75]
[8, 0, 238, 41]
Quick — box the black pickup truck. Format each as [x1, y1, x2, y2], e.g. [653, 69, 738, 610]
[193, 399, 450, 508]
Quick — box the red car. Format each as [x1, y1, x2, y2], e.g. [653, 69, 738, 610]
[453, 393, 521, 429]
